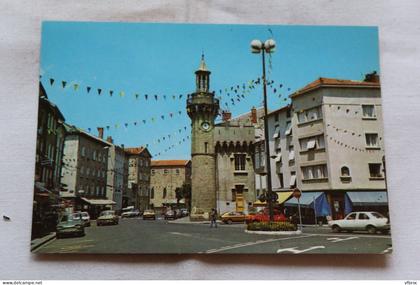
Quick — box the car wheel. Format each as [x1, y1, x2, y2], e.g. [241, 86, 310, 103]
[332, 225, 341, 233]
[380, 229, 389, 235]
[227, 219, 233, 225]
[367, 225, 377, 234]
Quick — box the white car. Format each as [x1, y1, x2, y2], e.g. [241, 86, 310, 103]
[80, 212, 91, 227]
[328, 211, 390, 234]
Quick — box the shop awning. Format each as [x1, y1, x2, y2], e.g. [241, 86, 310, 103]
[285, 192, 331, 217]
[253, 200, 266, 206]
[346, 191, 388, 206]
[81, 198, 116, 205]
[277, 191, 293, 204]
[284, 192, 324, 207]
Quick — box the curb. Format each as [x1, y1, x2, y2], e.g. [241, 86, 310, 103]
[30, 232, 56, 252]
[244, 229, 302, 236]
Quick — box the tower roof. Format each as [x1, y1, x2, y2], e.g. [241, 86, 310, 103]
[196, 53, 209, 72]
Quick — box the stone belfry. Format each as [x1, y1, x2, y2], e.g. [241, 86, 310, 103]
[187, 54, 219, 216]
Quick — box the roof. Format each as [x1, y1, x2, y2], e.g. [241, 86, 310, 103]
[124, 147, 152, 158]
[195, 54, 210, 73]
[290, 77, 380, 98]
[151, 160, 191, 167]
[63, 123, 111, 146]
[266, 104, 291, 117]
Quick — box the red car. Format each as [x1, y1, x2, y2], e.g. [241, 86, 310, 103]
[246, 209, 287, 224]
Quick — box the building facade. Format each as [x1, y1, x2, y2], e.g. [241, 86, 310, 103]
[150, 160, 192, 212]
[124, 147, 152, 211]
[258, 73, 387, 221]
[32, 83, 66, 238]
[105, 134, 129, 213]
[60, 124, 113, 218]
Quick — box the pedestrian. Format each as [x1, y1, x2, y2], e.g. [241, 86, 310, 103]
[210, 208, 217, 228]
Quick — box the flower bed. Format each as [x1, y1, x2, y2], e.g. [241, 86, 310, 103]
[247, 221, 297, 232]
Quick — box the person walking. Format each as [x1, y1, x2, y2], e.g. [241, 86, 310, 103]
[210, 208, 218, 228]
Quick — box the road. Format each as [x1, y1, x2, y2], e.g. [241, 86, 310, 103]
[35, 218, 392, 254]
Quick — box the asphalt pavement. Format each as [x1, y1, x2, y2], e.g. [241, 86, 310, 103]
[34, 218, 392, 254]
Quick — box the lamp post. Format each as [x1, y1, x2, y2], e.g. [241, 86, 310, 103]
[251, 39, 276, 221]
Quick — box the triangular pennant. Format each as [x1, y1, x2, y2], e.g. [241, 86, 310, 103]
[178, 111, 182, 115]
[154, 94, 158, 100]
[135, 93, 139, 99]
[110, 90, 114, 96]
[124, 123, 128, 127]
[119, 91, 125, 97]
[73, 84, 79, 91]
[179, 94, 183, 99]
[62, 81, 67, 88]
[142, 119, 146, 124]
[161, 115, 165, 120]
[87, 86, 91, 93]
[50, 78, 55, 86]
[145, 94, 148, 100]
[169, 113, 173, 117]
[106, 126, 110, 130]
[98, 88, 102, 95]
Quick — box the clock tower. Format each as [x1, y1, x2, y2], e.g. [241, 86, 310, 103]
[187, 55, 219, 215]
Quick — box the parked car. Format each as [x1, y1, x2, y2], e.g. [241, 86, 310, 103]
[328, 211, 390, 234]
[164, 209, 177, 220]
[180, 208, 189, 217]
[143, 209, 156, 220]
[56, 213, 85, 238]
[121, 209, 141, 218]
[97, 210, 119, 226]
[80, 212, 91, 227]
[221, 211, 246, 224]
[246, 209, 288, 224]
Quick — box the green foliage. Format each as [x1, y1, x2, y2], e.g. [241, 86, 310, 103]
[175, 182, 191, 209]
[247, 221, 297, 232]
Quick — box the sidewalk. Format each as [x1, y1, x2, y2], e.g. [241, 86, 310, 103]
[167, 216, 221, 225]
[30, 232, 56, 252]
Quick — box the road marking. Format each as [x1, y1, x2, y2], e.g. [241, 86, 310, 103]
[382, 247, 392, 254]
[311, 233, 391, 239]
[202, 235, 314, 254]
[276, 246, 325, 254]
[169, 232, 192, 237]
[327, 237, 359, 243]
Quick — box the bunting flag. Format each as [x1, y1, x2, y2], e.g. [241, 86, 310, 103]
[119, 91, 125, 97]
[73, 84, 79, 91]
[110, 90, 114, 96]
[62, 81, 67, 88]
[87, 86, 91, 93]
[98, 88, 102, 95]
[50, 78, 55, 86]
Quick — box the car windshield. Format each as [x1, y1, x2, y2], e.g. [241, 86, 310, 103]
[371, 212, 386, 218]
[60, 215, 75, 222]
[81, 213, 89, 217]
[71, 213, 82, 220]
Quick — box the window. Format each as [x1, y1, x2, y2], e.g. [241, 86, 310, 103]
[302, 164, 328, 180]
[139, 159, 143, 167]
[288, 146, 295, 161]
[358, 213, 370, 220]
[81, 146, 86, 157]
[150, 187, 154, 199]
[298, 106, 322, 124]
[80, 166, 85, 175]
[93, 150, 97, 160]
[341, 166, 350, 177]
[285, 122, 292, 136]
[299, 135, 325, 151]
[163, 188, 167, 199]
[234, 154, 246, 171]
[307, 139, 316, 150]
[176, 169, 180, 175]
[369, 163, 382, 178]
[365, 133, 379, 148]
[204, 142, 208, 153]
[289, 172, 296, 187]
[279, 173, 284, 188]
[151, 169, 155, 175]
[86, 167, 90, 176]
[274, 114, 279, 122]
[346, 213, 357, 220]
[273, 125, 280, 139]
[362, 105, 376, 118]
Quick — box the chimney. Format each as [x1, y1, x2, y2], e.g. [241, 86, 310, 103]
[106, 136, 113, 144]
[364, 71, 380, 83]
[222, 110, 232, 122]
[251, 107, 257, 124]
[97, 127, 104, 139]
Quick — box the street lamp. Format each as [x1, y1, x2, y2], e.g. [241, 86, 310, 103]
[250, 38, 276, 222]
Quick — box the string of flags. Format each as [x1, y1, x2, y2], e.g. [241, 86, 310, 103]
[150, 126, 189, 145]
[85, 110, 185, 133]
[152, 135, 191, 158]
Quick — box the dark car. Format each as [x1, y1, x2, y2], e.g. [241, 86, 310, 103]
[164, 209, 177, 220]
[56, 213, 85, 238]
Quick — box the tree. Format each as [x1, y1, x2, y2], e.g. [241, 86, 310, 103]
[175, 182, 191, 210]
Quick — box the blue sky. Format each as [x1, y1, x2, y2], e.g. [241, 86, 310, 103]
[39, 22, 379, 160]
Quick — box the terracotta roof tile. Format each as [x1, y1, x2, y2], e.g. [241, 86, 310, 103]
[290, 77, 380, 98]
[151, 160, 190, 167]
[124, 147, 146, 155]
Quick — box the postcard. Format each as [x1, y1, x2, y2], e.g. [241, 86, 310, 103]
[31, 22, 391, 254]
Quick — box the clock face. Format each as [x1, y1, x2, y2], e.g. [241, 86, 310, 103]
[201, 122, 211, 131]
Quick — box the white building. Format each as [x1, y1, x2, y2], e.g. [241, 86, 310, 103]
[256, 73, 388, 221]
